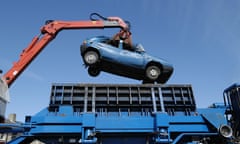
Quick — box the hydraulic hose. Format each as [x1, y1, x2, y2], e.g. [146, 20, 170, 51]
[90, 13, 108, 21]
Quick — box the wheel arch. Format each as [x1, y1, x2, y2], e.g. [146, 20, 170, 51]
[83, 47, 100, 58]
[145, 61, 163, 71]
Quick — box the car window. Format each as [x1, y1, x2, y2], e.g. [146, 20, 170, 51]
[108, 40, 119, 48]
[102, 39, 136, 52]
[123, 43, 135, 52]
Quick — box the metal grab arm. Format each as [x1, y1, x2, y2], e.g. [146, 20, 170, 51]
[3, 16, 129, 87]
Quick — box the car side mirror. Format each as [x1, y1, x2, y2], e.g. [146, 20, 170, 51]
[135, 44, 145, 53]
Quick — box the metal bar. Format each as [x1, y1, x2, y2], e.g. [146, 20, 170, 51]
[172, 87, 177, 105]
[138, 87, 141, 105]
[158, 87, 165, 112]
[92, 86, 96, 113]
[70, 86, 73, 105]
[129, 87, 132, 105]
[116, 87, 119, 105]
[151, 87, 157, 113]
[188, 87, 193, 105]
[107, 86, 109, 104]
[84, 86, 88, 112]
[180, 88, 185, 105]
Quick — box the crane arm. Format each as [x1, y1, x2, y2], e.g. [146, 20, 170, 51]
[2, 15, 129, 87]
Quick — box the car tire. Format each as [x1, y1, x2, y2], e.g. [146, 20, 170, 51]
[84, 51, 99, 65]
[88, 67, 100, 77]
[145, 65, 161, 81]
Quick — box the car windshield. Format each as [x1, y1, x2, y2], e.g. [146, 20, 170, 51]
[135, 44, 145, 52]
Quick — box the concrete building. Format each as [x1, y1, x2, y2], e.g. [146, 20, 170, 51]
[0, 77, 9, 123]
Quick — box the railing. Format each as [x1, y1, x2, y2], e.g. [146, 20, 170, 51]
[49, 83, 196, 116]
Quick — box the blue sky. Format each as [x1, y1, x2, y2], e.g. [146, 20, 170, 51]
[1, 0, 240, 122]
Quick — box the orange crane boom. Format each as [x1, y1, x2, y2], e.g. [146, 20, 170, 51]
[2, 14, 129, 87]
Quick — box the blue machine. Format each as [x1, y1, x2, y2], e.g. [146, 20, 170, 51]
[1, 83, 240, 144]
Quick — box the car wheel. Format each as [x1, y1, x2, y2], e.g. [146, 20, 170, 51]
[84, 51, 99, 65]
[88, 67, 100, 77]
[145, 65, 161, 81]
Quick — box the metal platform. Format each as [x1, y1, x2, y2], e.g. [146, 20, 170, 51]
[49, 83, 196, 116]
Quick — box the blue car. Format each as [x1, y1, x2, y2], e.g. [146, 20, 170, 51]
[80, 36, 173, 84]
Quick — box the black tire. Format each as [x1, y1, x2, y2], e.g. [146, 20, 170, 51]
[88, 67, 100, 77]
[145, 65, 161, 81]
[83, 51, 99, 65]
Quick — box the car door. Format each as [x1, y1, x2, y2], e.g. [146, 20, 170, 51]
[118, 49, 145, 68]
[97, 42, 121, 62]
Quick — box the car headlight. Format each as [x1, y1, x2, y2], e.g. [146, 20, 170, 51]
[82, 40, 87, 45]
